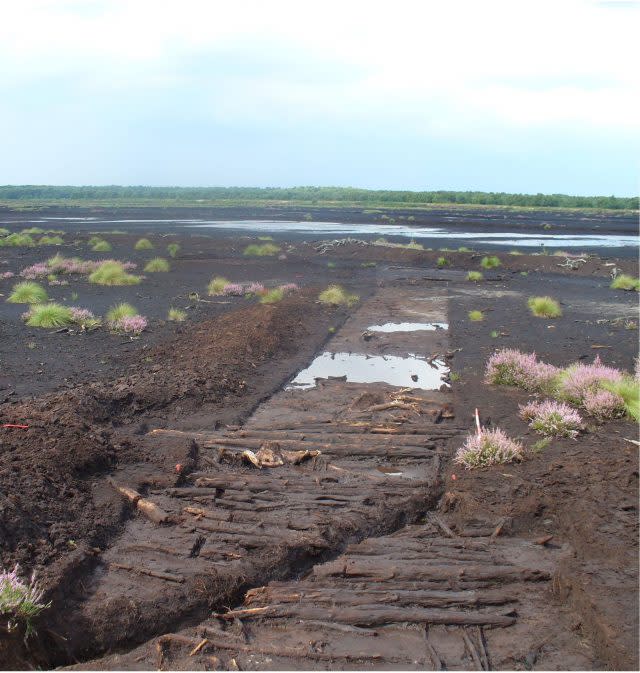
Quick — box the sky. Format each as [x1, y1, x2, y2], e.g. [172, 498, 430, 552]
[0, 0, 638, 195]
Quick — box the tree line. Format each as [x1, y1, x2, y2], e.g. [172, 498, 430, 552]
[0, 185, 636, 210]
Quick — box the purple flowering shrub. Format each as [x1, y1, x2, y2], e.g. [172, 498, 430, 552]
[0, 271, 15, 280]
[221, 283, 246, 296]
[454, 428, 524, 469]
[0, 565, 49, 633]
[581, 389, 625, 421]
[20, 263, 50, 279]
[485, 349, 559, 392]
[118, 315, 147, 335]
[278, 283, 299, 294]
[245, 282, 266, 295]
[519, 400, 583, 438]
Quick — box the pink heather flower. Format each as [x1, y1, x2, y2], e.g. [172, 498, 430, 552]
[278, 283, 299, 294]
[454, 428, 524, 469]
[222, 283, 245, 296]
[118, 315, 147, 335]
[245, 282, 265, 295]
[0, 271, 15, 280]
[558, 356, 623, 405]
[0, 564, 48, 628]
[519, 399, 583, 438]
[485, 349, 559, 392]
[70, 307, 95, 322]
[582, 389, 625, 421]
[20, 263, 49, 279]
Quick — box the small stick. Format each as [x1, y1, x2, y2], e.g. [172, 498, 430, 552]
[477, 626, 490, 671]
[189, 638, 210, 656]
[461, 628, 483, 670]
[427, 512, 457, 538]
[423, 626, 444, 670]
[110, 562, 185, 584]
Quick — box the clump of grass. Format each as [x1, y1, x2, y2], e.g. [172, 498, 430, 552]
[466, 271, 483, 282]
[167, 308, 187, 322]
[167, 243, 180, 258]
[454, 428, 523, 469]
[0, 227, 9, 236]
[134, 238, 154, 251]
[602, 377, 639, 421]
[468, 310, 484, 321]
[519, 400, 584, 438]
[243, 243, 280, 256]
[318, 285, 359, 307]
[260, 288, 284, 304]
[38, 235, 64, 246]
[207, 276, 230, 296]
[7, 281, 48, 304]
[436, 256, 449, 268]
[509, 250, 523, 256]
[610, 274, 640, 292]
[404, 239, 423, 250]
[21, 227, 45, 235]
[106, 303, 138, 325]
[24, 303, 74, 328]
[87, 235, 104, 247]
[144, 257, 170, 272]
[0, 565, 50, 635]
[457, 246, 472, 252]
[88, 261, 141, 286]
[361, 261, 377, 268]
[480, 255, 501, 269]
[91, 239, 112, 252]
[0, 233, 35, 247]
[528, 296, 562, 318]
[490, 330, 499, 338]
[327, 261, 337, 268]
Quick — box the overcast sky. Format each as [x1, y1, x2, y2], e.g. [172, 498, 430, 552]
[0, 0, 637, 195]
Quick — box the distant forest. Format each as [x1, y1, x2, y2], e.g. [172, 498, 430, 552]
[0, 185, 636, 210]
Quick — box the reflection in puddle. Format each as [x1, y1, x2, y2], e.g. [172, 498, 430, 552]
[288, 352, 449, 390]
[368, 321, 448, 332]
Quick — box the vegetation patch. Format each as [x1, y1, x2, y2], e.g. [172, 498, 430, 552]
[318, 284, 359, 307]
[134, 238, 154, 250]
[466, 271, 483, 282]
[610, 274, 640, 292]
[480, 255, 501, 269]
[91, 240, 112, 252]
[259, 288, 284, 304]
[0, 565, 49, 635]
[454, 428, 523, 469]
[144, 257, 170, 273]
[528, 296, 562, 318]
[24, 303, 74, 328]
[207, 276, 230, 295]
[7, 281, 48, 304]
[167, 308, 187, 322]
[519, 400, 583, 438]
[468, 310, 484, 321]
[167, 243, 180, 258]
[243, 243, 280, 256]
[0, 233, 35, 247]
[89, 261, 141, 286]
[436, 256, 449, 268]
[38, 235, 64, 246]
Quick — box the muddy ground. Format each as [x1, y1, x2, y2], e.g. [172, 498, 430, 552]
[0, 212, 638, 670]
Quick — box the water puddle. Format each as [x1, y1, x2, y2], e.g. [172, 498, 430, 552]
[287, 352, 449, 390]
[368, 321, 448, 333]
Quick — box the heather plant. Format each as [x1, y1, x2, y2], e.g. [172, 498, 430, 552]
[556, 356, 623, 407]
[610, 274, 640, 292]
[167, 243, 180, 258]
[208, 276, 230, 295]
[468, 310, 484, 321]
[260, 288, 284, 304]
[480, 255, 501, 269]
[454, 428, 523, 469]
[318, 284, 359, 307]
[70, 307, 101, 330]
[528, 296, 562, 318]
[106, 302, 138, 325]
[485, 348, 560, 392]
[118, 315, 147, 335]
[167, 308, 187, 322]
[581, 389, 625, 421]
[245, 282, 266, 295]
[0, 271, 15, 280]
[89, 261, 141, 286]
[221, 283, 245, 296]
[24, 303, 74, 328]
[38, 235, 64, 246]
[91, 239, 112, 252]
[0, 565, 49, 634]
[134, 238, 154, 250]
[467, 271, 483, 282]
[243, 243, 280, 256]
[278, 283, 299, 294]
[144, 257, 170, 272]
[7, 281, 48, 304]
[19, 263, 49, 279]
[519, 400, 583, 438]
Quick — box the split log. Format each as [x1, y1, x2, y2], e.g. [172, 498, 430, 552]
[461, 628, 483, 670]
[427, 512, 458, 538]
[108, 479, 169, 524]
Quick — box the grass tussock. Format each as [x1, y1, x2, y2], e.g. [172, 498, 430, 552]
[167, 243, 180, 258]
[24, 303, 74, 328]
[466, 271, 483, 282]
[480, 255, 501, 269]
[468, 310, 484, 321]
[89, 261, 141, 286]
[610, 274, 640, 292]
[134, 238, 154, 250]
[243, 243, 280, 256]
[91, 239, 112, 252]
[38, 235, 64, 246]
[318, 284, 359, 307]
[602, 377, 640, 421]
[144, 257, 170, 272]
[167, 308, 187, 322]
[7, 281, 48, 304]
[436, 256, 449, 268]
[528, 296, 562, 318]
[259, 288, 284, 304]
[0, 233, 36, 247]
[106, 302, 138, 324]
[207, 276, 230, 295]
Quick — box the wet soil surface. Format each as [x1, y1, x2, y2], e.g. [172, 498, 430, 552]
[0, 215, 638, 670]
